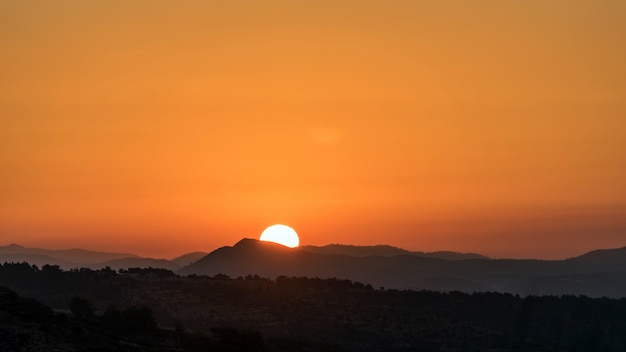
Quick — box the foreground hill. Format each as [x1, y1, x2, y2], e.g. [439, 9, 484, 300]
[2, 264, 626, 352]
[0, 285, 266, 352]
[179, 239, 626, 297]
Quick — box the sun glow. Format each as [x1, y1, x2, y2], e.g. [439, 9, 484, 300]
[260, 224, 300, 248]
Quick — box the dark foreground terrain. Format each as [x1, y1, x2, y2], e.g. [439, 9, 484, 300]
[0, 285, 266, 352]
[2, 262, 626, 351]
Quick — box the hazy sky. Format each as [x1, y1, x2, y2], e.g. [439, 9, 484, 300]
[1, 1, 625, 259]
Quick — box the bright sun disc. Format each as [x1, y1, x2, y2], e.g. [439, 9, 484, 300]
[260, 224, 300, 248]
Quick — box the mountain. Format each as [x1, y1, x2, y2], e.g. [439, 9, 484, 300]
[0, 244, 138, 266]
[171, 251, 209, 267]
[300, 244, 488, 260]
[178, 239, 626, 297]
[178, 239, 504, 289]
[179, 239, 313, 277]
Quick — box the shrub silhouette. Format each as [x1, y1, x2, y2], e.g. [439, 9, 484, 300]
[69, 296, 95, 321]
[102, 305, 157, 335]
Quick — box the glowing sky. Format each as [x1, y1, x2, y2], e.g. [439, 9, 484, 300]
[1, 1, 625, 259]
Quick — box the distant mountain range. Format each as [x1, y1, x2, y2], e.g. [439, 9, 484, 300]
[171, 251, 210, 267]
[0, 244, 207, 271]
[179, 239, 626, 298]
[3, 240, 626, 297]
[0, 244, 139, 264]
[300, 243, 487, 260]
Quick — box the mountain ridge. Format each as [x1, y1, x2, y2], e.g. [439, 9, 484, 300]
[300, 243, 488, 260]
[4, 241, 626, 297]
[178, 239, 626, 297]
[0, 244, 139, 264]
[171, 251, 209, 267]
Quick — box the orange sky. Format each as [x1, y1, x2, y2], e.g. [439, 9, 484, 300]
[1, 1, 625, 259]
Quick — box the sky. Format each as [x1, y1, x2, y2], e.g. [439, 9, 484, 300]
[1, 1, 625, 259]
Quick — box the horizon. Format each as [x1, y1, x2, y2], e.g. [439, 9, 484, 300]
[3, 236, 626, 261]
[2, 1, 625, 260]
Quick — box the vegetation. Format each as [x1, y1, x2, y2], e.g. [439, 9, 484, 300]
[2, 262, 626, 351]
[0, 285, 267, 351]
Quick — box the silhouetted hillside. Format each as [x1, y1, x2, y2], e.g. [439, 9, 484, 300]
[4, 241, 626, 297]
[300, 243, 487, 260]
[0, 285, 267, 352]
[178, 238, 361, 280]
[3, 265, 626, 352]
[179, 239, 626, 297]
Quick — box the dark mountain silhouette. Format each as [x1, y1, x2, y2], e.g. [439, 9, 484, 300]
[179, 239, 626, 297]
[178, 239, 312, 278]
[171, 251, 209, 267]
[0, 243, 138, 266]
[300, 243, 488, 260]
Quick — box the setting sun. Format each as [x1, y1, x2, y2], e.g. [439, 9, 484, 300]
[1, 1, 625, 260]
[260, 224, 300, 248]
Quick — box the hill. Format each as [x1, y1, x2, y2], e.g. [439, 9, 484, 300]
[0, 285, 266, 352]
[3, 266, 626, 352]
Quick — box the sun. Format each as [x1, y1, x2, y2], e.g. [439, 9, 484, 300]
[260, 224, 300, 248]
